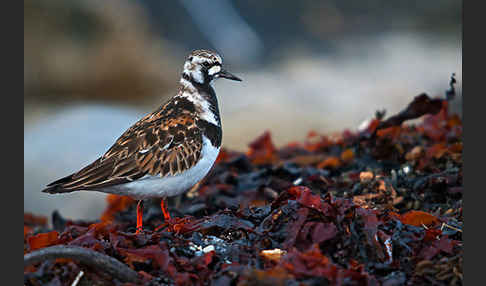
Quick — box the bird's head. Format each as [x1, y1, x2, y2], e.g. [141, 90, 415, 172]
[182, 49, 242, 85]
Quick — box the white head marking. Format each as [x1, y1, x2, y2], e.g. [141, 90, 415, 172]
[208, 65, 221, 76]
[182, 50, 223, 84]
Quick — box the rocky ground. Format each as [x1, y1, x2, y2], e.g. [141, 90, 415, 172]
[24, 76, 462, 285]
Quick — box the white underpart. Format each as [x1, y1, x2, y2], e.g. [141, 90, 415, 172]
[208, 65, 221, 76]
[106, 136, 220, 199]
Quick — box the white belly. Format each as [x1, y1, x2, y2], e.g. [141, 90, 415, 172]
[105, 136, 220, 199]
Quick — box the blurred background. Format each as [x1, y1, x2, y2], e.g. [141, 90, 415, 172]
[24, 0, 462, 221]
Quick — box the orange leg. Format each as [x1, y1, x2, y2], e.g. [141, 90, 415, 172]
[154, 198, 174, 232]
[160, 198, 171, 221]
[135, 200, 143, 234]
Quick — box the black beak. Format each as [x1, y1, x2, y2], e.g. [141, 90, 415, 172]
[218, 69, 242, 81]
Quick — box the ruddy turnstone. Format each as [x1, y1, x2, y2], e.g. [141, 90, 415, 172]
[43, 49, 241, 233]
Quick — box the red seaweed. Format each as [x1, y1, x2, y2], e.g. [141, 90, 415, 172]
[25, 77, 462, 285]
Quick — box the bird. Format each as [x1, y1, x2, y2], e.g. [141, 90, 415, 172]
[42, 49, 242, 233]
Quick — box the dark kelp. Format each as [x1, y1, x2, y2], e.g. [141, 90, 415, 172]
[25, 76, 462, 286]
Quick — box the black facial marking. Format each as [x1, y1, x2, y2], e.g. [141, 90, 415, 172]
[182, 54, 221, 85]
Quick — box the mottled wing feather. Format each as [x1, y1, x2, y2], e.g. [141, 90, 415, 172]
[44, 97, 203, 193]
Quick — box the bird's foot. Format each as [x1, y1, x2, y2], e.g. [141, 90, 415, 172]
[155, 217, 195, 233]
[135, 226, 144, 235]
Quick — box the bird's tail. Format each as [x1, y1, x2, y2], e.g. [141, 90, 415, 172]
[42, 174, 77, 194]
